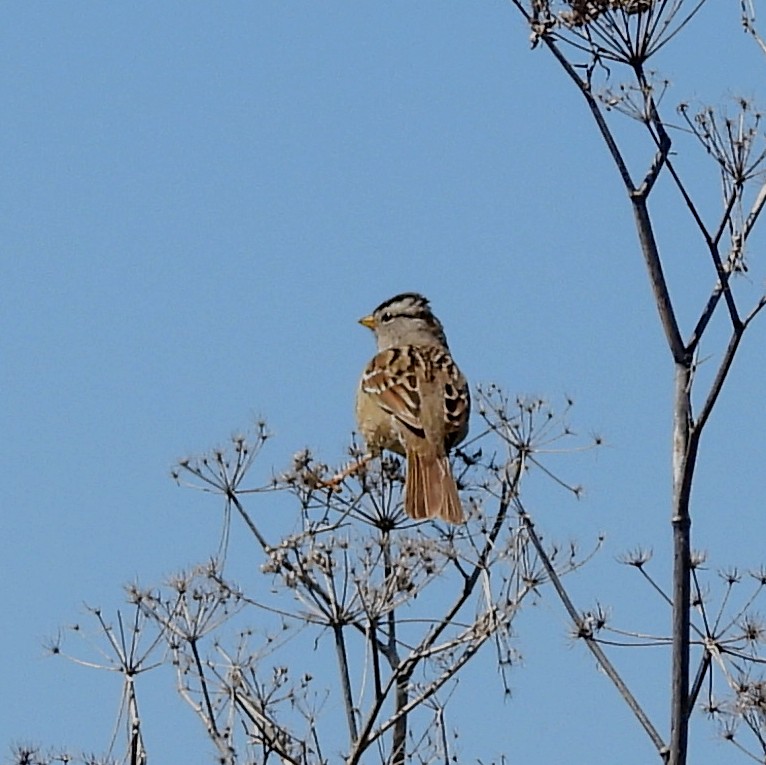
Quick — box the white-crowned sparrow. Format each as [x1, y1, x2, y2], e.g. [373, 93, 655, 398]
[356, 293, 470, 524]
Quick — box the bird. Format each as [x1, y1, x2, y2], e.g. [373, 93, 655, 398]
[356, 292, 470, 524]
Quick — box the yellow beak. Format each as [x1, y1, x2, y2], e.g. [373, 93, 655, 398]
[359, 314, 376, 330]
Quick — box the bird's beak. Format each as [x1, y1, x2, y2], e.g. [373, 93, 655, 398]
[359, 314, 377, 330]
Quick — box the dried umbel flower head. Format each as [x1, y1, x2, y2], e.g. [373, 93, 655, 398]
[527, 0, 700, 67]
[555, 0, 653, 28]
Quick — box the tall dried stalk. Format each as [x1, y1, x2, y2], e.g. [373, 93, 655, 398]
[509, 2, 766, 763]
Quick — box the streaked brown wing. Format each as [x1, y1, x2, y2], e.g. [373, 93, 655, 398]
[433, 348, 470, 447]
[361, 345, 470, 448]
[360, 347, 426, 439]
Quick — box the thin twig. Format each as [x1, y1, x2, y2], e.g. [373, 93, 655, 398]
[521, 509, 668, 757]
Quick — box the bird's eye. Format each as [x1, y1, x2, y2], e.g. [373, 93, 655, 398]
[381, 312, 393, 323]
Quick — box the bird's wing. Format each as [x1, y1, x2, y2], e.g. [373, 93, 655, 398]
[361, 345, 470, 448]
[360, 347, 426, 440]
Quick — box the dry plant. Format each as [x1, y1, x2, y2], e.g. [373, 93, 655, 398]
[508, 1, 766, 764]
[19, 392, 599, 765]
[11, 5, 766, 765]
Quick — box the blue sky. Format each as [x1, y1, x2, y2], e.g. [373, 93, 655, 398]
[3, 3, 766, 764]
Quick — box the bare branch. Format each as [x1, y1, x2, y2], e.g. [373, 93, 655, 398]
[693, 327, 744, 436]
[631, 196, 687, 361]
[520, 507, 668, 756]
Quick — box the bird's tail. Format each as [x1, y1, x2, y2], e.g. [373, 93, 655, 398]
[405, 450, 464, 524]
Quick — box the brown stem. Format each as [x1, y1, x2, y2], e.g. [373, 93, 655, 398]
[126, 679, 145, 765]
[334, 623, 359, 745]
[695, 328, 743, 436]
[382, 531, 407, 764]
[669, 363, 696, 765]
[630, 196, 686, 363]
[687, 649, 712, 712]
[391, 670, 410, 765]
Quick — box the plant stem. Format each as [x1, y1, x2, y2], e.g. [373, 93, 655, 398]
[669, 362, 696, 765]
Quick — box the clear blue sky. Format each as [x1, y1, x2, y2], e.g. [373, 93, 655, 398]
[3, 3, 765, 764]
